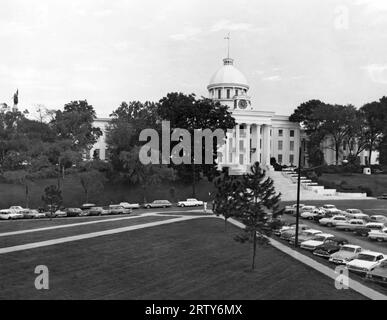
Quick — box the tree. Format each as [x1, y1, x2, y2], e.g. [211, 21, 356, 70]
[234, 162, 281, 270]
[42, 185, 63, 219]
[157, 92, 236, 196]
[52, 100, 102, 152]
[213, 167, 244, 231]
[78, 169, 107, 203]
[118, 146, 173, 203]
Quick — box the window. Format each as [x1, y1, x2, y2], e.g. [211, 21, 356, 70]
[93, 149, 100, 160]
[278, 129, 283, 137]
[278, 154, 283, 164]
[260, 139, 262, 149]
[290, 141, 294, 151]
[218, 89, 221, 99]
[290, 130, 295, 137]
[278, 141, 283, 150]
[289, 154, 294, 164]
[239, 154, 244, 165]
[226, 89, 230, 99]
[235, 89, 239, 96]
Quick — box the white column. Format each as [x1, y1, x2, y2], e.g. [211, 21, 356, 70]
[223, 131, 229, 164]
[256, 124, 261, 164]
[245, 124, 251, 165]
[235, 124, 240, 165]
[263, 125, 271, 165]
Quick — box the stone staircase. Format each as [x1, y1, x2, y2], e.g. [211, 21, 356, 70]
[264, 168, 372, 201]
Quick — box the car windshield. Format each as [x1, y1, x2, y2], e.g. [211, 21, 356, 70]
[380, 261, 387, 268]
[312, 236, 326, 241]
[340, 246, 356, 253]
[357, 254, 377, 262]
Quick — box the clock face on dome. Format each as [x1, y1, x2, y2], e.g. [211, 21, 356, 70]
[238, 99, 247, 109]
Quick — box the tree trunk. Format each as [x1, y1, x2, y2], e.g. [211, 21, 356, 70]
[368, 145, 373, 166]
[335, 144, 340, 165]
[25, 184, 29, 208]
[192, 163, 196, 197]
[252, 231, 257, 270]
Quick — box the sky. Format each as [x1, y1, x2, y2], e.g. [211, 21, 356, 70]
[1, 0, 387, 118]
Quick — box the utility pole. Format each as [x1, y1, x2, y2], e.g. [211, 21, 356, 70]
[294, 146, 302, 248]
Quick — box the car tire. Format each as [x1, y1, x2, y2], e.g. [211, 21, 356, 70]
[146, 205, 151, 209]
[327, 223, 332, 227]
[181, 204, 185, 208]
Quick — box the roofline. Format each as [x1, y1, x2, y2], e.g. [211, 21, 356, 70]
[207, 83, 249, 90]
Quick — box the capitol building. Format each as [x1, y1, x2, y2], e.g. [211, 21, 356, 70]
[89, 54, 376, 173]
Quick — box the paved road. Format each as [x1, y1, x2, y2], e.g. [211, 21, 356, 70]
[282, 214, 387, 254]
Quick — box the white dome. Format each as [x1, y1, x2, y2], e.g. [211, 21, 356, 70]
[208, 58, 249, 90]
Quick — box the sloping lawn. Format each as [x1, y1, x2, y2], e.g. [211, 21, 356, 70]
[0, 218, 365, 300]
[318, 173, 387, 197]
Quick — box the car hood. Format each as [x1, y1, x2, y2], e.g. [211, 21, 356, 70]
[301, 240, 324, 247]
[331, 251, 356, 259]
[347, 260, 378, 269]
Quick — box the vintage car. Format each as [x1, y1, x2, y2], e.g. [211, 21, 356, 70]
[66, 208, 83, 217]
[346, 251, 386, 274]
[288, 229, 322, 245]
[313, 237, 349, 258]
[0, 209, 24, 220]
[300, 209, 325, 220]
[80, 203, 97, 210]
[368, 227, 387, 242]
[177, 198, 204, 207]
[344, 208, 364, 216]
[109, 205, 132, 215]
[354, 223, 385, 237]
[319, 204, 337, 213]
[279, 224, 310, 240]
[143, 200, 172, 209]
[369, 215, 387, 224]
[366, 260, 387, 285]
[300, 233, 335, 251]
[319, 215, 347, 227]
[120, 202, 141, 209]
[335, 219, 366, 231]
[52, 209, 67, 218]
[329, 244, 363, 264]
[284, 203, 305, 214]
[88, 207, 104, 216]
[21, 209, 46, 219]
[345, 213, 370, 222]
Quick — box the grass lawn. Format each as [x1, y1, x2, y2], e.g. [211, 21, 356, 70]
[318, 173, 387, 197]
[0, 218, 365, 300]
[0, 174, 215, 209]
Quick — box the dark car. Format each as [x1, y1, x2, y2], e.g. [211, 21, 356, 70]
[88, 207, 104, 216]
[66, 208, 83, 217]
[313, 237, 349, 258]
[354, 223, 385, 237]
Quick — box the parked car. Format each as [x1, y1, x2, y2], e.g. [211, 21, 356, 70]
[354, 223, 385, 237]
[88, 207, 104, 216]
[335, 219, 366, 231]
[101, 208, 112, 215]
[81, 203, 96, 210]
[377, 193, 387, 200]
[143, 200, 172, 209]
[346, 213, 370, 222]
[300, 233, 335, 251]
[284, 203, 305, 213]
[289, 229, 322, 245]
[320, 204, 337, 213]
[21, 209, 46, 219]
[300, 205, 317, 213]
[53, 209, 67, 218]
[368, 227, 387, 242]
[177, 198, 204, 207]
[0, 209, 24, 220]
[120, 202, 140, 209]
[345, 208, 364, 216]
[346, 251, 386, 274]
[279, 224, 310, 240]
[319, 215, 347, 227]
[9, 205, 25, 213]
[366, 260, 387, 285]
[369, 215, 387, 224]
[329, 245, 362, 264]
[109, 205, 132, 215]
[300, 209, 325, 220]
[66, 208, 83, 217]
[313, 237, 349, 258]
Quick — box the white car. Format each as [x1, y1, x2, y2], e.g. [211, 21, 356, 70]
[369, 215, 387, 224]
[120, 202, 140, 209]
[335, 219, 366, 231]
[53, 209, 67, 218]
[0, 209, 24, 220]
[300, 205, 317, 213]
[319, 215, 347, 227]
[21, 209, 46, 219]
[109, 205, 132, 215]
[320, 204, 337, 213]
[346, 251, 386, 274]
[177, 198, 204, 207]
[346, 213, 370, 222]
[301, 209, 325, 220]
[329, 245, 363, 264]
[345, 208, 363, 215]
[300, 233, 335, 251]
[9, 206, 25, 213]
[368, 228, 387, 242]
